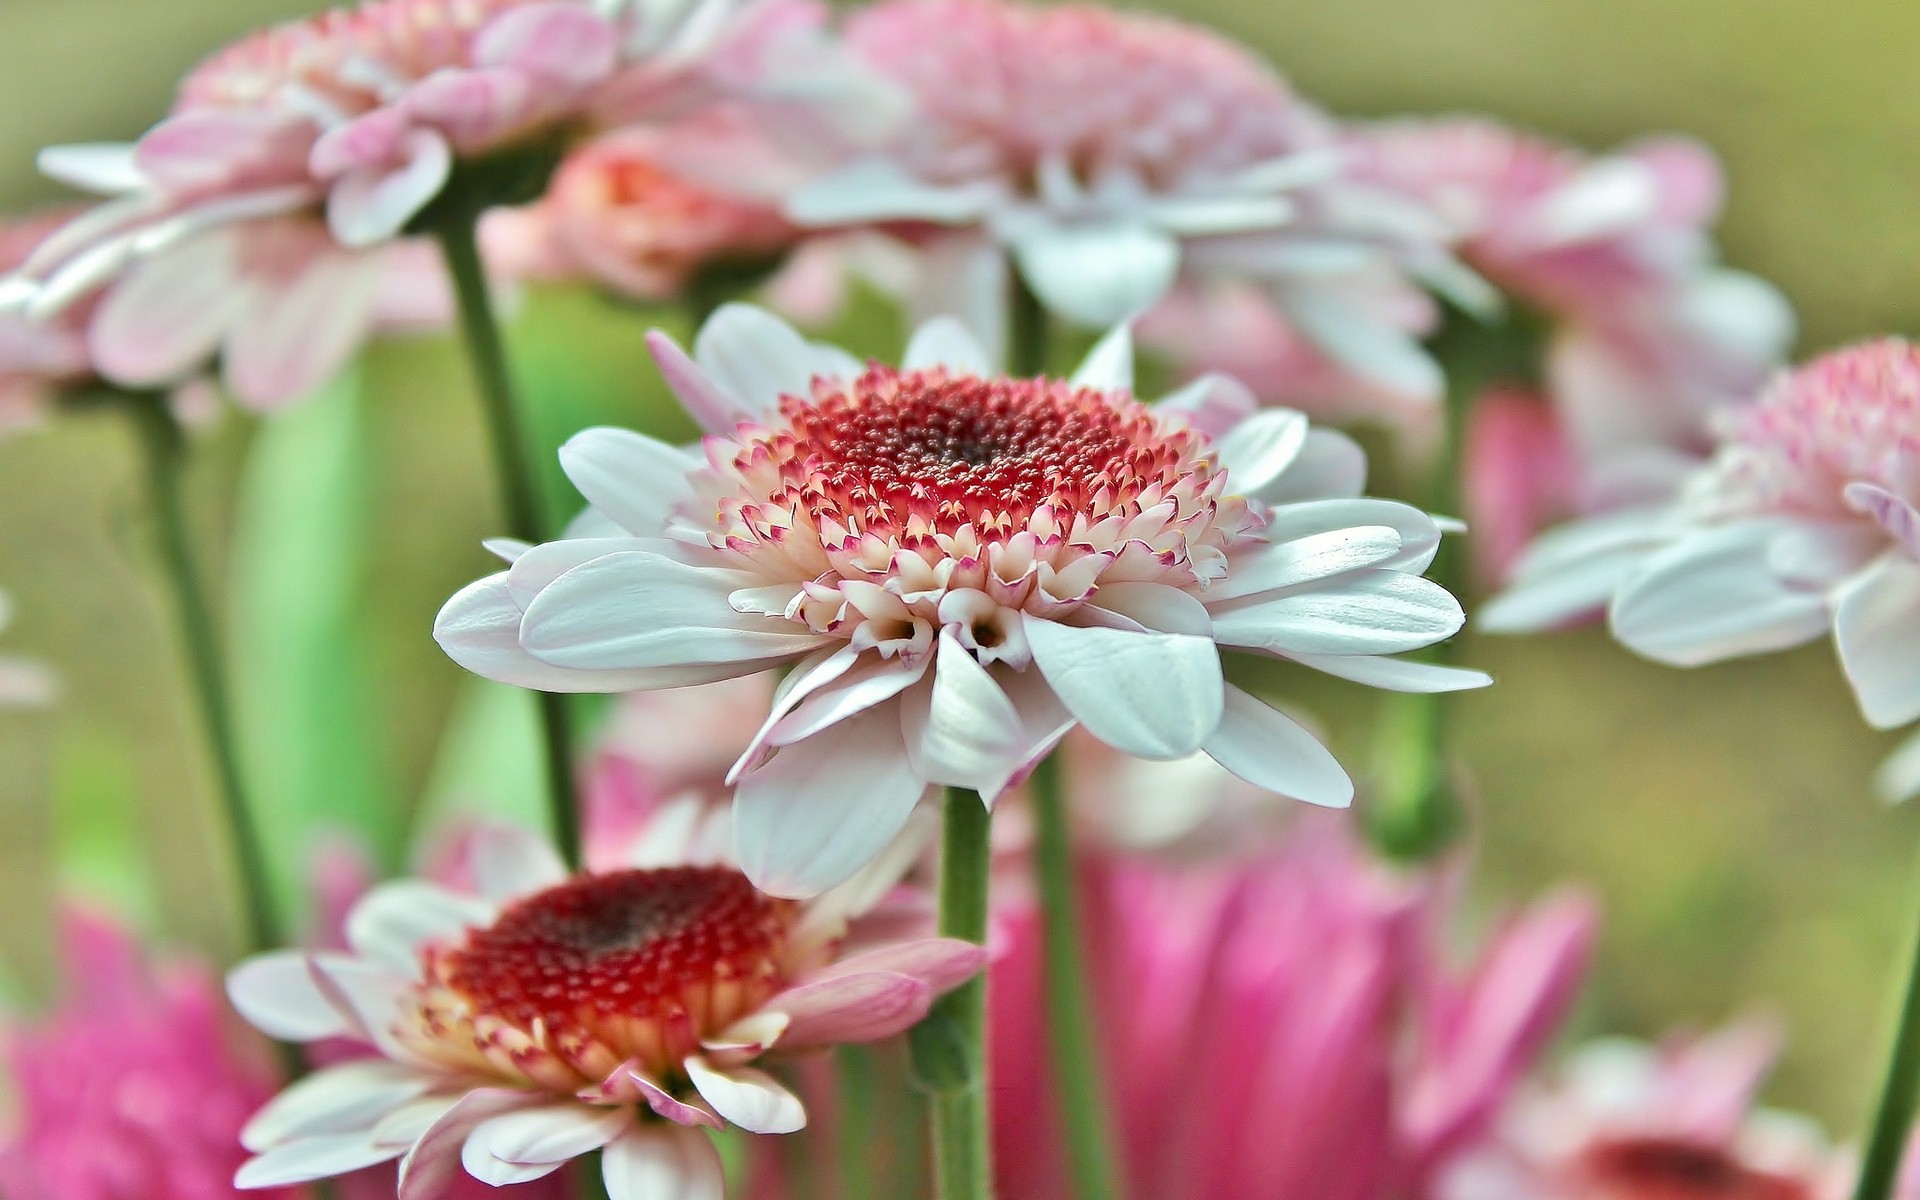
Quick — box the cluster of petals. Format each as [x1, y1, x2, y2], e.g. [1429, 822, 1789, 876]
[226, 817, 979, 1199]
[0, 908, 288, 1200]
[0, 212, 94, 434]
[1355, 117, 1795, 577]
[486, 113, 799, 301]
[785, 0, 1455, 388]
[989, 814, 1596, 1200]
[1438, 1023, 1846, 1200]
[435, 303, 1487, 896]
[1484, 339, 1920, 797]
[0, 0, 820, 409]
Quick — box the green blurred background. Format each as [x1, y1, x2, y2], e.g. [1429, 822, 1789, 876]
[1, 0, 1918, 1133]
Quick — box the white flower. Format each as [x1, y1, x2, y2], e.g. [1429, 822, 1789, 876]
[227, 819, 979, 1199]
[435, 304, 1484, 896]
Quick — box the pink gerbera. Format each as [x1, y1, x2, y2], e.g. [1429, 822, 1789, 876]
[226, 820, 980, 1199]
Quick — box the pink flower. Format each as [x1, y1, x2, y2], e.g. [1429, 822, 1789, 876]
[0, 211, 93, 434]
[435, 305, 1487, 897]
[788, 0, 1450, 381]
[1438, 1023, 1847, 1200]
[990, 814, 1596, 1200]
[0, 908, 292, 1200]
[485, 116, 799, 301]
[1356, 118, 1793, 579]
[226, 819, 980, 1199]
[1461, 387, 1583, 588]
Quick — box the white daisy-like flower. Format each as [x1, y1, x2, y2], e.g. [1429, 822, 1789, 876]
[1483, 339, 1920, 797]
[435, 304, 1486, 896]
[226, 817, 979, 1198]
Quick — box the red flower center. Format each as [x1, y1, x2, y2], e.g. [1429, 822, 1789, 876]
[739, 366, 1209, 540]
[1576, 1137, 1816, 1200]
[434, 867, 796, 1074]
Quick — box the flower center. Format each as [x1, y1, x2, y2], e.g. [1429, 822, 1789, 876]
[1576, 1137, 1815, 1200]
[427, 867, 796, 1083]
[1710, 338, 1920, 519]
[737, 366, 1211, 539]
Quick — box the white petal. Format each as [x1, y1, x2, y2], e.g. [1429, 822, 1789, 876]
[1259, 498, 1442, 575]
[227, 951, 355, 1042]
[733, 702, 929, 898]
[242, 1061, 433, 1152]
[435, 572, 748, 692]
[1087, 581, 1214, 636]
[1270, 284, 1443, 400]
[901, 632, 1027, 795]
[785, 159, 992, 226]
[1215, 409, 1310, 495]
[1479, 509, 1667, 633]
[470, 823, 570, 903]
[520, 551, 827, 670]
[1153, 372, 1257, 439]
[397, 1089, 538, 1200]
[1284, 651, 1492, 692]
[38, 142, 144, 193]
[694, 303, 841, 420]
[507, 537, 660, 610]
[1013, 222, 1179, 328]
[601, 1125, 724, 1200]
[1202, 685, 1353, 808]
[236, 1133, 401, 1188]
[1024, 617, 1223, 759]
[346, 881, 493, 971]
[89, 232, 247, 386]
[1068, 323, 1134, 391]
[646, 328, 748, 434]
[902, 316, 993, 376]
[1211, 570, 1464, 656]
[1609, 521, 1829, 667]
[1210, 525, 1404, 603]
[468, 1104, 628, 1168]
[1876, 728, 1920, 806]
[557, 428, 698, 536]
[1833, 555, 1920, 729]
[684, 1059, 806, 1134]
[1253, 429, 1367, 503]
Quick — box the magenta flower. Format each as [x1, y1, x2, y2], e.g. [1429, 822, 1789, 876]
[989, 815, 1596, 1200]
[0, 908, 291, 1200]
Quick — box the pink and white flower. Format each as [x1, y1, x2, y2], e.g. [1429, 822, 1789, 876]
[1483, 339, 1920, 796]
[0, 908, 291, 1200]
[1438, 1023, 1845, 1200]
[0, 211, 94, 434]
[1355, 118, 1794, 579]
[991, 815, 1596, 1200]
[786, 0, 1451, 384]
[227, 819, 978, 1199]
[435, 304, 1486, 895]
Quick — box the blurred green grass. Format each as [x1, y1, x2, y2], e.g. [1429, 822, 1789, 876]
[2, 0, 1919, 1133]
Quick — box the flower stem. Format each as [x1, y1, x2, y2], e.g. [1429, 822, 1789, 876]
[123, 396, 281, 956]
[837, 1045, 879, 1200]
[909, 788, 995, 1200]
[1029, 754, 1122, 1200]
[1008, 269, 1049, 378]
[431, 205, 584, 872]
[1853, 875, 1920, 1200]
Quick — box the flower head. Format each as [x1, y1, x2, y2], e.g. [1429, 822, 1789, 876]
[0, 908, 289, 1200]
[1438, 1024, 1845, 1200]
[1485, 340, 1920, 760]
[227, 820, 978, 1198]
[0, 212, 93, 433]
[990, 814, 1596, 1200]
[436, 305, 1486, 895]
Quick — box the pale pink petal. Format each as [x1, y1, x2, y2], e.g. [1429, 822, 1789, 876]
[475, 4, 621, 87]
[327, 130, 452, 248]
[733, 702, 929, 898]
[1024, 616, 1223, 759]
[223, 246, 384, 409]
[137, 109, 314, 193]
[1153, 372, 1258, 439]
[646, 328, 748, 433]
[470, 822, 571, 902]
[601, 1125, 723, 1200]
[90, 232, 247, 387]
[684, 1058, 806, 1134]
[1201, 685, 1352, 808]
[761, 970, 934, 1047]
[795, 936, 986, 994]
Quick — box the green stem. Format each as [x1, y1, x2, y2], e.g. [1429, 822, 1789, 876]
[431, 205, 583, 872]
[909, 788, 995, 1200]
[1008, 269, 1049, 378]
[837, 1045, 879, 1200]
[124, 397, 281, 956]
[1029, 755, 1121, 1200]
[1854, 877, 1920, 1200]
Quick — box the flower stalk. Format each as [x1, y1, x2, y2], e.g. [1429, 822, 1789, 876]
[123, 395, 281, 956]
[910, 788, 996, 1200]
[1030, 754, 1122, 1200]
[430, 197, 585, 872]
[1853, 874, 1920, 1200]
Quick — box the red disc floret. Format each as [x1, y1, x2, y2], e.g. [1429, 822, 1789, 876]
[743, 366, 1212, 539]
[1576, 1137, 1815, 1200]
[437, 867, 795, 1068]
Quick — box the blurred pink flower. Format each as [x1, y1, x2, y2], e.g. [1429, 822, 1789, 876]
[485, 116, 799, 301]
[1355, 118, 1793, 581]
[990, 815, 1596, 1200]
[0, 908, 292, 1200]
[788, 0, 1452, 382]
[1437, 1023, 1846, 1200]
[0, 211, 93, 433]
[1461, 387, 1583, 588]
